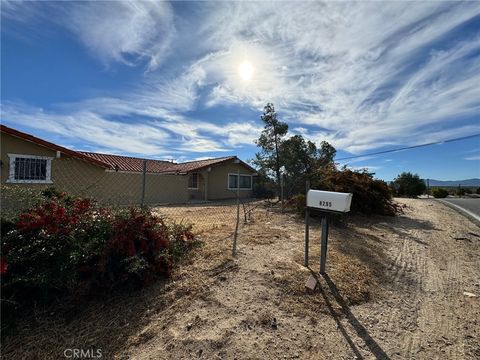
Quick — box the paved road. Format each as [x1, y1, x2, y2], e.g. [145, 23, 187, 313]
[438, 198, 480, 223]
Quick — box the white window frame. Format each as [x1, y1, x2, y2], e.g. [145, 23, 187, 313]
[188, 173, 199, 190]
[7, 153, 53, 184]
[227, 173, 252, 190]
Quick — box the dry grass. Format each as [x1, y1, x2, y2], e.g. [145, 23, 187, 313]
[152, 200, 263, 234]
[2, 203, 382, 359]
[153, 204, 237, 234]
[272, 248, 377, 320]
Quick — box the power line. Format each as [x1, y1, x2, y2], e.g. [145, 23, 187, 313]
[335, 133, 480, 161]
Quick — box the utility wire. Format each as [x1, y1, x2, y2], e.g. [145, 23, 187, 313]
[335, 133, 480, 161]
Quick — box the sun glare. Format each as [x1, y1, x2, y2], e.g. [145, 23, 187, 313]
[238, 61, 254, 81]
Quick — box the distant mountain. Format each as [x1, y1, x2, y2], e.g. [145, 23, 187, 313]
[426, 178, 480, 187]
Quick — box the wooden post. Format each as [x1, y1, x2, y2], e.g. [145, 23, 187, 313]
[232, 170, 240, 256]
[320, 214, 329, 275]
[304, 180, 310, 267]
[141, 159, 147, 207]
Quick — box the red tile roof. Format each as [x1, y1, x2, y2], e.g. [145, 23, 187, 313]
[1, 125, 256, 174]
[0, 125, 111, 168]
[79, 152, 177, 173]
[79, 153, 256, 174]
[174, 156, 238, 172]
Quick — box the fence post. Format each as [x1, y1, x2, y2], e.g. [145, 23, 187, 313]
[141, 159, 147, 207]
[281, 172, 285, 213]
[304, 179, 310, 267]
[232, 170, 240, 256]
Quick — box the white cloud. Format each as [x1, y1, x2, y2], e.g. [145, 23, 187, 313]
[2, 1, 480, 157]
[1, 102, 172, 156]
[1, 97, 262, 156]
[193, 1, 480, 153]
[2, 1, 175, 70]
[349, 166, 382, 172]
[465, 155, 480, 161]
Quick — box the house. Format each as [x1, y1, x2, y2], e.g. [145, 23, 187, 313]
[0, 125, 256, 205]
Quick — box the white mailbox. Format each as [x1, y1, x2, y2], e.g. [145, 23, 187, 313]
[306, 190, 353, 213]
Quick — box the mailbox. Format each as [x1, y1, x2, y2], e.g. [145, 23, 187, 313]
[306, 190, 352, 213]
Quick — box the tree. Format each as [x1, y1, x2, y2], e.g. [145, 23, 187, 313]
[253, 103, 288, 194]
[393, 172, 426, 198]
[252, 103, 337, 198]
[281, 135, 318, 176]
[318, 141, 336, 168]
[280, 135, 337, 195]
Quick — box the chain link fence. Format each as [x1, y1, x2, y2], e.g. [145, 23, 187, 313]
[1, 157, 268, 236]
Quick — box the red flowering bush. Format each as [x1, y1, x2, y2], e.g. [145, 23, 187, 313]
[76, 208, 195, 291]
[1, 189, 197, 316]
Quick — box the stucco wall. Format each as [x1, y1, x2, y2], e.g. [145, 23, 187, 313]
[1, 132, 188, 205]
[207, 161, 254, 200]
[187, 173, 206, 200]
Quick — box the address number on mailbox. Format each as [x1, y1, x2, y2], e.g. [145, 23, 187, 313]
[306, 190, 353, 213]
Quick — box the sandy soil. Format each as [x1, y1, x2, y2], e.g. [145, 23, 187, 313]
[3, 199, 479, 359]
[124, 199, 480, 359]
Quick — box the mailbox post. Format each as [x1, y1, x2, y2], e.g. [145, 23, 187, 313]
[304, 189, 352, 275]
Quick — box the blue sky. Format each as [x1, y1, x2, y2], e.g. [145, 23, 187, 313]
[1, 1, 479, 181]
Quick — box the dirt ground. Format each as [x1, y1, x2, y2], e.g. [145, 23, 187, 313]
[3, 199, 480, 359]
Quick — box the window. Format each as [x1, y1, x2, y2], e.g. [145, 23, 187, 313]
[228, 174, 238, 189]
[228, 173, 252, 190]
[188, 173, 199, 189]
[7, 154, 53, 184]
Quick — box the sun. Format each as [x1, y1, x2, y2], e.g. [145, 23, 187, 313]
[238, 60, 254, 81]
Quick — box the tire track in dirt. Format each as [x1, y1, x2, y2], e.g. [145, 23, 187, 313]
[374, 199, 480, 359]
[123, 199, 479, 359]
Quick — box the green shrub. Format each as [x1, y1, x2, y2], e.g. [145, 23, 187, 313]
[392, 172, 426, 198]
[431, 188, 449, 198]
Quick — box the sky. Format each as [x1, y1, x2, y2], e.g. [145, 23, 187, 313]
[1, 1, 480, 181]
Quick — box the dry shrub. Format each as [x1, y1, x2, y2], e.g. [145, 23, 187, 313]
[312, 168, 401, 216]
[273, 249, 377, 319]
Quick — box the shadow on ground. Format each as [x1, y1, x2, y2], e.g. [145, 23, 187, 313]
[296, 210, 428, 292]
[1, 280, 170, 359]
[317, 272, 391, 360]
